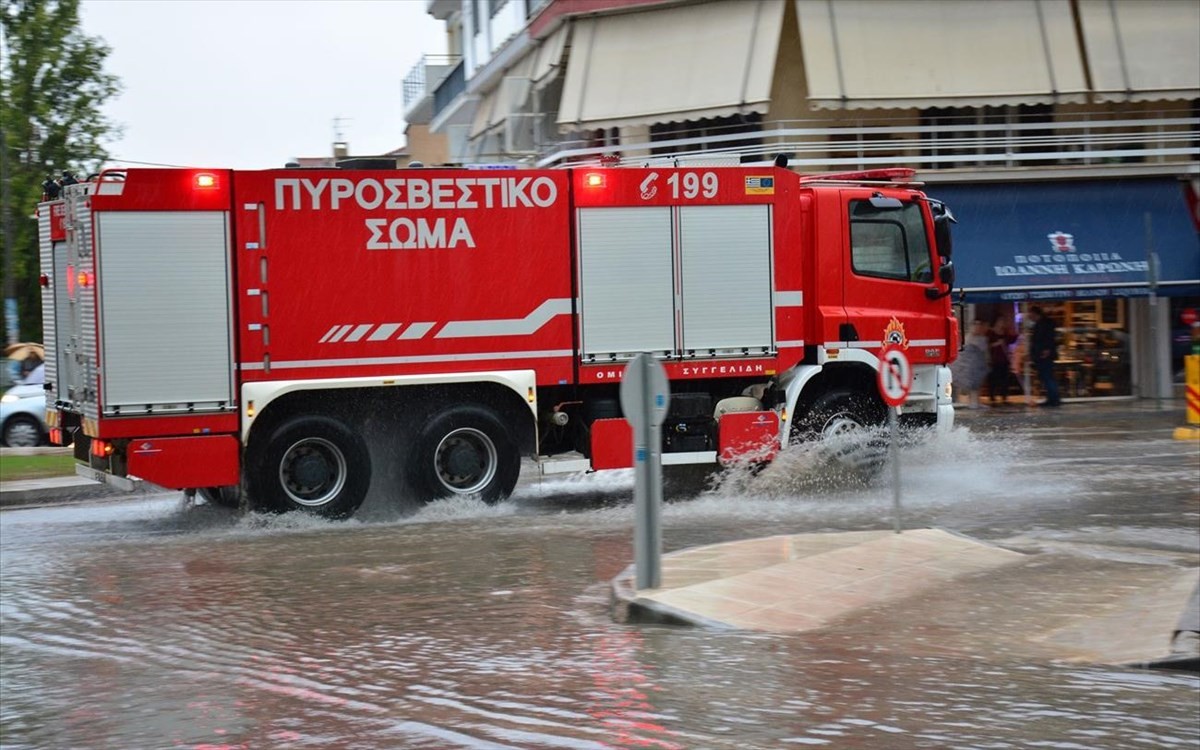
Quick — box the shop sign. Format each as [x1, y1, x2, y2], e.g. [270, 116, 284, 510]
[991, 231, 1150, 283]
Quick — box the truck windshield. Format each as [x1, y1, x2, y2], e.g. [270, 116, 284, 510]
[848, 201, 933, 282]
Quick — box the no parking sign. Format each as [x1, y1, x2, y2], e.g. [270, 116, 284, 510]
[877, 344, 913, 535]
[877, 345, 913, 407]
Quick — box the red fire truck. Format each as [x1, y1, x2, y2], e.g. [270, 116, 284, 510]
[37, 162, 958, 518]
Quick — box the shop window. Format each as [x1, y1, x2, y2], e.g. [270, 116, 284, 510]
[1170, 295, 1200, 381]
[1031, 300, 1132, 398]
[1098, 299, 1124, 328]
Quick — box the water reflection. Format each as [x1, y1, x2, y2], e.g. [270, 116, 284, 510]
[2, 420, 1197, 748]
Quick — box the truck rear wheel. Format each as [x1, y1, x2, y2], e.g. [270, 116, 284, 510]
[248, 416, 370, 519]
[407, 405, 520, 504]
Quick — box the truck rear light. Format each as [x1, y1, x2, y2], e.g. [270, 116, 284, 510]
[67, 264, 76, 296]
[194, 173, 218, 189]
[584, 172, 606, 188]
[39, 273, 50, 287]
[50, 428, 63, 445]
[77, 271, 93, 288]
[91, 439, 114, 457]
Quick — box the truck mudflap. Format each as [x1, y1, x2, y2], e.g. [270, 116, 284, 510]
[717, 411, 779, 465]
[71, 433, 240, 491]
[587, 411, 780, 471]
[125, 435, 240, 489]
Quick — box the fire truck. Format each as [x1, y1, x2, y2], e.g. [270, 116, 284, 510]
[37, 161, 958, 518]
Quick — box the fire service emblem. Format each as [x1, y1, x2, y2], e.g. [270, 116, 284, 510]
[883, 317, 908, 348]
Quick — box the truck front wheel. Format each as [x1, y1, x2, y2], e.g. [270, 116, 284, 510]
[794, 389, 887, 473]
[247, 416, 371, 519]
[407, 406, 520, 504]
[199, 486, 241, 509]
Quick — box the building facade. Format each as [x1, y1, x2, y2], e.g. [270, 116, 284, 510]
[402, 0, 1200, 400]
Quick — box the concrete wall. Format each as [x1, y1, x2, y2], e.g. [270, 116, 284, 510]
[405, 124, 450, 166]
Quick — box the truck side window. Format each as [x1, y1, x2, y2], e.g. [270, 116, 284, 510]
[849, 201, 933, 282]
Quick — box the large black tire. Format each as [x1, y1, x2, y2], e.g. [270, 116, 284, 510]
[2, 414, 44, 447]
[794, 389, 888, 473]
[246, 415, 371, 519]
[198, 486, 241, 509]
[406, 405, 520, 504]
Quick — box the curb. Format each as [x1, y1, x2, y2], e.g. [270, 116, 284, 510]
[0, 478, 154, 509]
[610, 561, 738, 630]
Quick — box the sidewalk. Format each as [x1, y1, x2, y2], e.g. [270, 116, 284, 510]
[610, 397, 1200, 667]
[611, 529, 1200, 667]
[0, 447, 149, 508]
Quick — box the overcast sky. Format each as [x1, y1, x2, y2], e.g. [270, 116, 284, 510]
[79, 0, 445, 170]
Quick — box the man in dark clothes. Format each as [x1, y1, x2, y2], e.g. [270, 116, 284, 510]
[1028, 306, 1061, 407]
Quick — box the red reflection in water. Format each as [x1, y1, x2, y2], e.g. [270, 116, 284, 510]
[587, 629, 684, 750]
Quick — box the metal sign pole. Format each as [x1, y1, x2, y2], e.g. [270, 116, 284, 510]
[890, 406, 902, 534]
[639, 355, 663, 589]
[621, 353, 669, 591]
[878, 346, 912, 536]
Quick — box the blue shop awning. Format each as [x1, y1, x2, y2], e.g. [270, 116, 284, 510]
[927, 178, 1200, 303]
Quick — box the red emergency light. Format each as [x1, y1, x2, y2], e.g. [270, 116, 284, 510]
[194, 173, 218, 189]
[583, 172, 606, 188]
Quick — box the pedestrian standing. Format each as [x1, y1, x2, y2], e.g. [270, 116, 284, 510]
[1029, 306, 1061, 407]
[952, 319, 990, 409]
[987, 315, 1018, 404]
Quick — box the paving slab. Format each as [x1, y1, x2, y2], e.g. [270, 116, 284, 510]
[611, 528, 1200, 667]
[613, 529, 1025, 630]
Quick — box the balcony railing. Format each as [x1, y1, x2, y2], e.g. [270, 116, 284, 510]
[402, 55, 462, 112]
[534, 110, 1200, 173]
[432, 60, 467, 120]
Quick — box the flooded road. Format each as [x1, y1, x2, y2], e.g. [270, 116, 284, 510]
[2, 404, 1198, 748]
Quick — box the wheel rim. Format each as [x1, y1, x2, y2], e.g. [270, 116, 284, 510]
[433, 427, 497, 495]
[278, 437, 347, 507]
[817, 409, 885, 469]
[5, 419, 40, 447]
[820, 411, 864, 439]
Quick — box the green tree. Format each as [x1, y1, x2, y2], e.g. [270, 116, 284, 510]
[1, 0, 120, 343]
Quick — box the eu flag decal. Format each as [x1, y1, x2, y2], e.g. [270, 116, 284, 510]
[745, 176, 775, 195]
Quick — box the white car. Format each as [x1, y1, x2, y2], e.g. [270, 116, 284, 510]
[1, 364, 48, 447]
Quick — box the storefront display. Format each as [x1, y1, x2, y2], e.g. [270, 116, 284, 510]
[965, 300, 1133, 401]
[937, 176, 1198, 401]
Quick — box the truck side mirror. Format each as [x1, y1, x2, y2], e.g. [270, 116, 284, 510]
[925, 259, 955, 300]
[934, 216, 953, 258]
[930, 200, 955, 258]
[939, 259, 955, 286]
